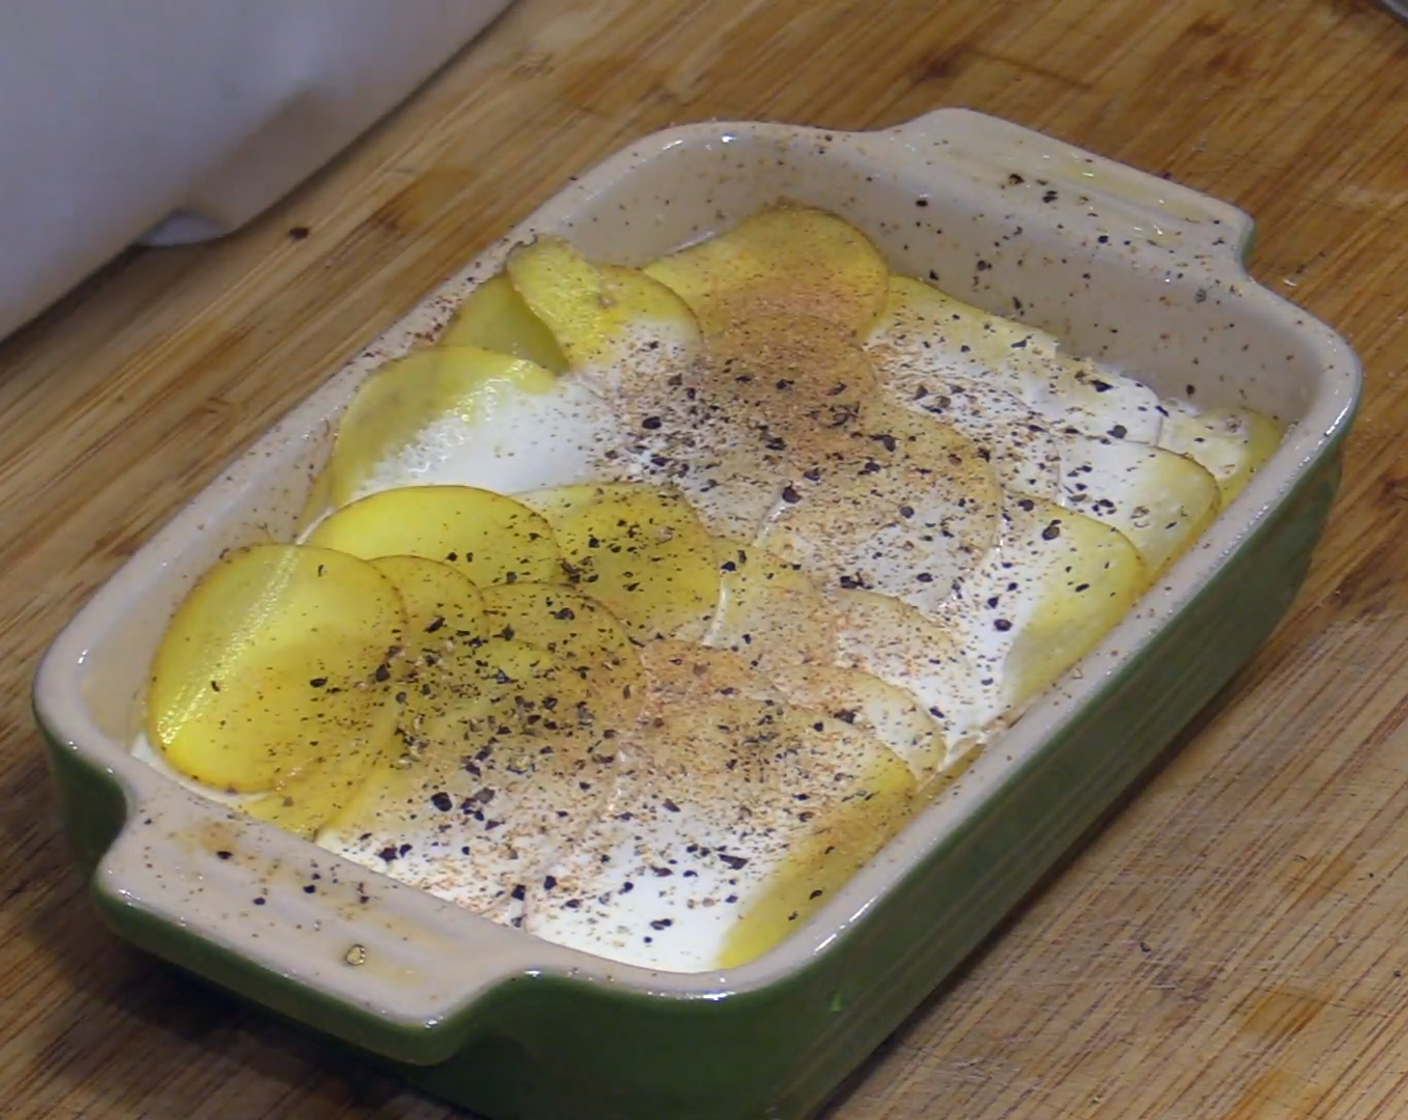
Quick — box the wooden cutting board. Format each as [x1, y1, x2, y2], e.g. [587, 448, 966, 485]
[4, 1, 1408, 1117]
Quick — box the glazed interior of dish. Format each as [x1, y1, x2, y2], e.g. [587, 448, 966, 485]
[133, 206, 1282, 973]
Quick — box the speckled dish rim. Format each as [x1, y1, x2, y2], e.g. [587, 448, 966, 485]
[33, 109, 1360, 1058]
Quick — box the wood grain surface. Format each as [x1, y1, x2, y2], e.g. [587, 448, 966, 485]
[4, 1, 1408, 1116]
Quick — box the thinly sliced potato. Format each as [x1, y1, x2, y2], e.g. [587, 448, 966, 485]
[867, 275, 1162, 444]
[658, 443, 789, 544]
[362, 554, 495, 801]
[831, 589, 1000, 753]
[699, 314, 878, 465]
[327, 347, 558, 507]
[867, 277, 1064, 499]
[941, 496, 1145, 712]
[713, 704, 915, 968]
[599, 314, 877, 540]
[523, 698, 914, 972]
[1157, 401, 1282, 504]
[479, 582, 645, 725]
[1040, 357, 1164, 445]
[369, 555, 485, 638]
[516, 482, 645, 525]
[520, 700, 773, 970]
[759, 399, 1002, 613]
[645, 206, 890, 336]
[441, 273, 569, 373]
[147, 543, 403, 794]
[540, 484, 723, 641]
[243, 741, 401, 840]
[891, 382, 1063, 503]
[306, 485, 562, 587]
[409, 635, 602, 744]
[319, 653, 617, 913]
[869, 275, 1064, 373]
[505, 237, 700, 391]
[636, 639, 781, 718]
[702, 541, 836, 671]
[768, 663, 945, 780]
[1058, 433, 1220, 578]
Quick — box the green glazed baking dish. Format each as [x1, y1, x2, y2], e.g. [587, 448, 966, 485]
[33, 109, 1360, 1120]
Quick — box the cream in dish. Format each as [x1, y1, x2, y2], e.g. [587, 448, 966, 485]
[134, 207, 1282, 972]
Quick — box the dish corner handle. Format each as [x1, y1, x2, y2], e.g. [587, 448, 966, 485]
[92, 797, 541, 1064]
[883, 108, 1256, 264]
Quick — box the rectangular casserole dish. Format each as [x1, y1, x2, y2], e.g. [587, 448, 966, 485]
[33, 108, 1360, 1120]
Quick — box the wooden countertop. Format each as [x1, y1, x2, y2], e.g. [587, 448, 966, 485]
[4, 1, 1408, 1116]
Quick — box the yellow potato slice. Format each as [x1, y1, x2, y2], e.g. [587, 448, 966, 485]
[867, 277, 1064, 499]
[524, 480, 752, 563]
[370, 555, 485, 638]
[636, 638, 782, 719]
[702, 542, 836, 672]
[243, 739, 402, 840]
[306, 485, 562, 587]
[942, 496, 1145, 712]
[318, 646, 617, 914]
[644, 206, 890, 337]
[1041, 357, 1164, 445]
[698, 314, 878, 464]
[516, 482, 645, 525]
[714, 704, 916, 968]
[759, 399, 1002, 613]
[517, 700, 777, 970]
[544, 484, 723, 642]
[831, 589, 1000, 756]
[522, 698, 914, 972]
[867, 275, 1162, 444]
[869, 275, 1064, 372]
[479, 582, 645, 725]
[147, 543, 403, 794]
[326, 347, 559, 507]
[1157, 401, 1282, 505]
[768, 663, 945, 780]
[410, 635, 602, 744]
[1058, 432, 1221, 578]
[440, 272, 569, 373]
[380, 619, 607, 814]
[658, 442, 791, 545]
[363, 555, 494, 802]
[505, 237, 701, 389]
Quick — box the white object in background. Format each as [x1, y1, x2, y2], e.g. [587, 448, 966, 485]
[0, 0, 514, 342]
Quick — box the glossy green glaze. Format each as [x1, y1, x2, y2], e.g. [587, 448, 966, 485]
[38, 436, 1347, 1120]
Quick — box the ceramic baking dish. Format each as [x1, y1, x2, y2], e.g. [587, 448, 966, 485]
[33, 109, 1359, 1120]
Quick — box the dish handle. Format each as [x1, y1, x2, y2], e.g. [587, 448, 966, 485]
[883, 107, 1256, 263]
[90, 781, 545, 1065]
